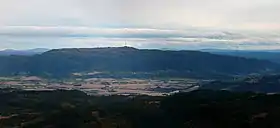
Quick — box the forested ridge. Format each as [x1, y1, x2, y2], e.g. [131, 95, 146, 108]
[0, 47, 278, 78]
[1, 89, 280, 128]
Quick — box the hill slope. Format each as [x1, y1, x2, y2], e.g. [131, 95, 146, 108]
[2, 89, 280, 127]
[201, 49, 280, 63]
[0, 48, 49, 56]
[201, 74, 280, 93]
[0, 47, 279, 78]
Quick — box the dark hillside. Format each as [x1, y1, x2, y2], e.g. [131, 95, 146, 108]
[0, 47, 279, 78]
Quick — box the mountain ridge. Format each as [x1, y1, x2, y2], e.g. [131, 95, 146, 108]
[0, 47, 279, 78]
[200, 49, 280, 63]
[0, 48, 49, 56]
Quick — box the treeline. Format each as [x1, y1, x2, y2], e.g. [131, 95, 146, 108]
[2, 89, 280, 127]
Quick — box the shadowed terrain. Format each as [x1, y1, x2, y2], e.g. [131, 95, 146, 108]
[0, 47, 279, 79]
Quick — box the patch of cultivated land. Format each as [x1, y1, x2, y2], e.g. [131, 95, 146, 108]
[0, 77, 201, 96]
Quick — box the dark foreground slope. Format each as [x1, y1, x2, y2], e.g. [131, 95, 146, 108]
[0, 47, 279, 78]
[2, 89, 280, 128]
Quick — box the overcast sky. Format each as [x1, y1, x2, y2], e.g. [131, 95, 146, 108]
[0, 0, 280, 50]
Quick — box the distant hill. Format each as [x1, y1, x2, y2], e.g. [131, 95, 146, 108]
[201, 74, 280, 93]
[200, 49, 280, 63]
[0, 47, 279, 78]
[0, 48, 49, 56]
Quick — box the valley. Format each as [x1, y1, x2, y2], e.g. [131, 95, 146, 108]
[0, 76, 201, 96]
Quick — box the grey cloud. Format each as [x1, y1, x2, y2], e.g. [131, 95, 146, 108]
[1, 0, 280, 30]
[0, 26, 247, 39]
[0, 26, 279, 50]
[0, 0, 280, 50]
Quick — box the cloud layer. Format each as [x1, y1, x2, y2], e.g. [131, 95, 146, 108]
[0, 26, 279, 50]
[0, 0, 279, 49]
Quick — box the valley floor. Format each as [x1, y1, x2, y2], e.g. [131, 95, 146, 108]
[0, 76, 202, 96]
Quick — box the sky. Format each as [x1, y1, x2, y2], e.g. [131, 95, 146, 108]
[0, 0, 280, 50]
